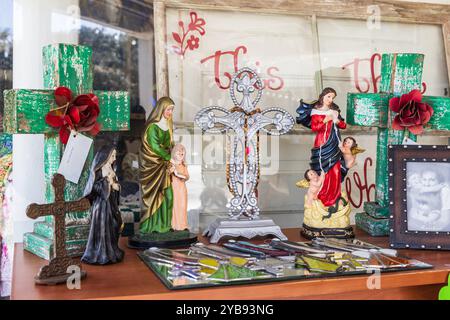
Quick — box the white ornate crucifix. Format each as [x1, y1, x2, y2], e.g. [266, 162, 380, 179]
[195, 67, 294, 242]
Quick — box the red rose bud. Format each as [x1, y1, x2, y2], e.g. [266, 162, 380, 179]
[389, 89, 434, 135]
[54, 86, 72, 106]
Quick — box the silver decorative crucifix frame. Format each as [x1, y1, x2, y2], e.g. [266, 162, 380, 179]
[195, 67, 294, 243]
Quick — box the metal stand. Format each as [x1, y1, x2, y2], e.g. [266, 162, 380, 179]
[203, 217, 288, 244]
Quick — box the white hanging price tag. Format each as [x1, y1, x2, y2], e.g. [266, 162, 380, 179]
[57, 131, 93, 184]
[402, 137, 418, 145]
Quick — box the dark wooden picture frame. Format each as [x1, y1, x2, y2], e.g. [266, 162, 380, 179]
[389, 144, 450, 250]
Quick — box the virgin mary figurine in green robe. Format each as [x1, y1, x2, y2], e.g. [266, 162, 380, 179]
[139, 97, 175, 233]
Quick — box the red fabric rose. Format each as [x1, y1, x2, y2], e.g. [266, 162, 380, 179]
[70, 94, 101, 134]
[45, 87, 101, 144]
[389, 89, 434, 135]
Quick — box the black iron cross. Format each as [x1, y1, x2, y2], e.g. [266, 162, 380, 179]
[27, 173, 91, 284]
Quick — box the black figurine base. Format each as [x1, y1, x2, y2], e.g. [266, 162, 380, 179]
[300, 224, 355, 240]
[128, 230, 198, 249]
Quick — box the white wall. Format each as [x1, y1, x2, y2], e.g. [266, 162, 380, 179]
[138, 36, 155, 118]
[12, 0, 79, 242]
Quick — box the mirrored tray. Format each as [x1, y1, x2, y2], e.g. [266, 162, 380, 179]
[137, 240, 433, 290]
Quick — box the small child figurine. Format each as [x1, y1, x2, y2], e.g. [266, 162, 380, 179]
[170, 143, 190, 231]
[339, 137, 365, 169]
[297, 169, 325, 207]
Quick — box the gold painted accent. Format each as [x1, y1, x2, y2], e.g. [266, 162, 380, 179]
[351, 146, 365, 156]
[296, 179, 310, 189]
[303, 192, 351, 229]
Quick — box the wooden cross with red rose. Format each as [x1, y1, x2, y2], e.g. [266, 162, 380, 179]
[346, 53, 450, 235]
[3, 43, 129, 259]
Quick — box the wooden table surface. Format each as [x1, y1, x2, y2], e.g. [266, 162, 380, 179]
[12, 228, 450, 300]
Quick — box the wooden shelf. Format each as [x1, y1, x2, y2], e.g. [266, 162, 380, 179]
[11, 227, 450, 300]
[173, 122, 450, 137]
[130, 113, 146, 120]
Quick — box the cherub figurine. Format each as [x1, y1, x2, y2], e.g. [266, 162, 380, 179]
[82, 146, 124, 265]
[408, 170, 450, 231]
[170, 143, 190, 231]
[339, 137, 365, 169]
[296, 169, 325, 207]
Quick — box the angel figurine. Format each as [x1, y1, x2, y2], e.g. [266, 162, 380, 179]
[81, 146, 124, 265]
[170, 143, 190, 231]
[296, 170, 325, 207]
[339, 137, 365, 169]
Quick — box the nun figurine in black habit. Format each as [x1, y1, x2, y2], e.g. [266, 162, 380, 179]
[81, 145, 125, 265]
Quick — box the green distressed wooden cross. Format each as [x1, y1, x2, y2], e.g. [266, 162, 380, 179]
[3, 44, 130, 259]
[347, 53, 450, 236]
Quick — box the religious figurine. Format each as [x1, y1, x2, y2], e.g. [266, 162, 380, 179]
[170, 143, 190, 231]
[139, 97, 174, 233]
[339, 137, 365, 169]
[129, 97, 197, 248]
[296, 169, 325, 207]
[296, 87, 354, 239]
[81, 146, 124, 265]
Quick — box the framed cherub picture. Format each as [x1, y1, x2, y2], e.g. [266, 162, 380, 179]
[389, 145, 450, 250]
